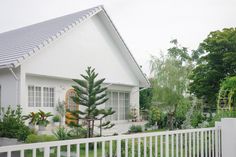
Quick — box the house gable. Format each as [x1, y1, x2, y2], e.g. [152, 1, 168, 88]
[21, 13, 140, 86]
[0, 6, 149, 87]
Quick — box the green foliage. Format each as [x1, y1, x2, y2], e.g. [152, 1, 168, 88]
[189, 28, 236, 108]
[217, 76, 236, 110]
[53, 126, 70, 140]
[25, 134, 57, 143]
[22, 112, 39, 125]
[128, 125, 143, 133]
[69, 67, 115, 137]
[148, 106, 161, 125]
[139, 81, 153, 110]
[67, 121, 88, 138]
[37, 110, 53, 126]
[157, 112, 168, 128]
[56, 101, 66, 122]
[174, 98, 191, 128]
[190, 111, 205, 128]
[208, 110, 236, 127]
[52, 115, 61, 122]
[150, 40, 193, 130]
[0, 106, 31, 141]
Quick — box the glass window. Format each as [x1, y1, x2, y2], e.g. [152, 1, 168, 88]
[35, 87, 41, 107]
[28, 86, 34, 107]
[67, 90, 77, 111]
[105, 91, 130, 121]
[43, 87, 55, 107]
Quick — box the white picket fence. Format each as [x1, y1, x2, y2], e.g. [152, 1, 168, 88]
[0, 126, 222, 157]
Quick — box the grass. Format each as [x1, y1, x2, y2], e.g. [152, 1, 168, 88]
[23, 129, 212, 157]
[23, 137, 189, 157]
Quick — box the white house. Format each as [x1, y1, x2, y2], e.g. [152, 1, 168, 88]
[0, 6, 149, 127]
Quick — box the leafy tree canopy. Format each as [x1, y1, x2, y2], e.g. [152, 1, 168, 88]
[150, 40, 193, 129]
[189, 28, 236, 108]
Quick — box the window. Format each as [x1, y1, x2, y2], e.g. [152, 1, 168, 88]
[105, 91, 130, 121]
[28, 85, 54, 107]
[35, 87, 41, 107]
[66, 90, 77, 111]
[43, 87, 55, 107]
[28, 86, 35, 107]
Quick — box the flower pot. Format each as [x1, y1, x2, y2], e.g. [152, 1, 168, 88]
[53, 122, 60, 127]
[38, 125, 46, 131]
[28, 124, 36, 129]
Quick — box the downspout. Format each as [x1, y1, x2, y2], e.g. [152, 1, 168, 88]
[9, 67, 19, 105]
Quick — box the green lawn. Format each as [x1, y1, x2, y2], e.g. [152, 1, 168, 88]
[23, 137, 190, 157]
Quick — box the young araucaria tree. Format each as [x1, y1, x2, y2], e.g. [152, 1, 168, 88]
[70, 67, 115, 138]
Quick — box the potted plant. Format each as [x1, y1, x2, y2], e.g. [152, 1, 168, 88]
[56, 101, 66, 125]
[129, 107, 138, 122]
[22, 112, 39, 129]
[37, 110, 53, 131]
[52, 115, 60, 127]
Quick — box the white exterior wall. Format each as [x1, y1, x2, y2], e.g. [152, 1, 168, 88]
[0, 68, 20, 109]
[22, 75, 138, 121]
[21, 14, 139, 87]
[18, 13, 142, 120]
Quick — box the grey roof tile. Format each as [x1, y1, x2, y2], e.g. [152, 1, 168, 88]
[0, 6, 102, 68]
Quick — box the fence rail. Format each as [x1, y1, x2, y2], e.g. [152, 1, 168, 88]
[0, 127, 221, 157]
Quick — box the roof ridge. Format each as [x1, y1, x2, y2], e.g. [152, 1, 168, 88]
[0, 5, 103, 35]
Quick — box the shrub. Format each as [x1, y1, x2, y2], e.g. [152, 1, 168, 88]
[52, 115, 60, 122]
[25, 134, 57, 143]
[148, 106, 161, 126]
[0, 106, 31, 141]
[53, 126, 70, 140]
[190, 111, 205, 128]
[128, 125, 143, 133]
[157, 112, 168, 129]
[208, 110, 236, 127]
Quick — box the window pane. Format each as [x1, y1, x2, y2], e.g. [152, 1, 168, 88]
[68, 91, 77, 111]
[28, 86, 34, 107]
[119, 93, 125, 120]
[125, 93, 130, 120]
[112, 92, 118, 121]
[50, 88, 54, 107]
[105, 91, 130, 121]
[43, 87, 54, 107]
[43, 87, 49, 107]
[105, 92, 112, 121]
[35, 87, 41, 107]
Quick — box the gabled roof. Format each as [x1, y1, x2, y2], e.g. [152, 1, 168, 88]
[0, 5, 150, 87]
[0, 6, 102, 69]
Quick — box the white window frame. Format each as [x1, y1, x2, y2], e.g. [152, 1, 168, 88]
[105, 90, 130, 121]
[28, 85, 55, 107]
[43, 87, 55, 107]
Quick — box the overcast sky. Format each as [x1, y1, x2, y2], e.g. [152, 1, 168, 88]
[0, 0, 236, 75]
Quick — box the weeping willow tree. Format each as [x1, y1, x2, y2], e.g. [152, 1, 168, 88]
[217, 76, 236, 111]
[150, 40, 194, 130]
